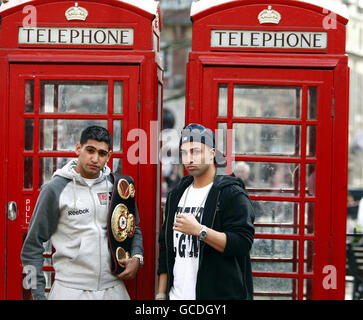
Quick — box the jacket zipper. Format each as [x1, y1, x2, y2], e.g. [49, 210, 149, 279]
[197, 190, 221, 297]
[165, 191, 172, 294]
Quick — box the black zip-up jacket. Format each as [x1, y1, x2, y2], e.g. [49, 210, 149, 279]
[158, 174, 255, 300]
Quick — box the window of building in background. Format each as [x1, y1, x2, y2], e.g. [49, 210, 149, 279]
[345, 0, 363, 188]
[160, 42, 173, 80]
[160, 0, 193, 10]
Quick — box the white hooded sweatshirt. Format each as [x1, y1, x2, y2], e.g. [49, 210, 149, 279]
[21, 159, 143, 300]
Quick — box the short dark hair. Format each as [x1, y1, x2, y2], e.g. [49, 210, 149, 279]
[80, 126, 113, 150]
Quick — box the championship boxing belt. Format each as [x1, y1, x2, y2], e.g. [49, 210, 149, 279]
[107, 173, 136, 274]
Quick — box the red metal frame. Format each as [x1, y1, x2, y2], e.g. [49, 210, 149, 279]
[0, 0, 163, 300]
[7, 63, 141, 299]
[191, 0, 347, 54]
[201, 66, 335, 299]
[0, 52, 10, 301]
[0, 0, 155, 50]
[186, 0, 349, 299]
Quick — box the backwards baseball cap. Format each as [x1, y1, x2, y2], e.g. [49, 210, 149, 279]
[179, 123, 226, 167]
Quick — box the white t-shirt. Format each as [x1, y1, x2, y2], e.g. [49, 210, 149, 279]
[82, 172, 101, 187]
[83, 177, 98, 187]
[169, 182, 213, 300]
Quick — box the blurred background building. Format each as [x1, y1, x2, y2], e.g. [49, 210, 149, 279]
[344, 0, 363, 190]
[160, 0, 193, 136]
[159, 0, 193, 196]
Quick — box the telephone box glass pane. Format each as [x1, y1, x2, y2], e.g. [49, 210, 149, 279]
[42, 240, 53, 293]
[233, 161, 251, 184]
[233, 85, 301, 119]
[307, 126, 316, 157]
[24, 80, 34, 113]
[24, 119, 34, 151]
[218, 84, 228, 117]
[114, 81, 123, 114]
[113, 158, 122, 174]
[253, 201, 299, 235]
[233, 123, 301, 156]
[24, 157, 33, 189]
[217, 122, 227, 154]
[253, 277, 298, 300]
[243, 161, 300, 196]
[40, 81, 108, 114]
[113, 120, 122, 152]
[39, 157, 75, 187]
[43, 240, 52, 255]
[39, 119, 107, 151]
[306, 164, 316, 197]
[308, 87, 318, 120]
[252, 239, 299, 273]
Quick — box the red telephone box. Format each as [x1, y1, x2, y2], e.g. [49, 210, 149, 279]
[0, 0, 163, 299]
[186, 0, 349, 299]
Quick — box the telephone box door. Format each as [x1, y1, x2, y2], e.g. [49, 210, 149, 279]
[6, 63, 140, 299]
[202, 66, 336, 299]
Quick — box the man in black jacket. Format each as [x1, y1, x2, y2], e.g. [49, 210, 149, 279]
[156, 123, 255, 300]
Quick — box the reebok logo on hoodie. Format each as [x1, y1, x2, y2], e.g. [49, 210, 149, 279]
[67, 208, 90, 216]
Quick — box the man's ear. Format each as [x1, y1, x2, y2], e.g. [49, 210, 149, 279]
[75, 143, 82, 156]
[212, 148, 216, 157]
[211, 148, 216, 162]
[107, 150, 112, 161]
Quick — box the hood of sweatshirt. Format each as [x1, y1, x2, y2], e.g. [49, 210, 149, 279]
[213, 174, 246, 190]
[53, 159, 111, 184]
[176, 173, 246, 193]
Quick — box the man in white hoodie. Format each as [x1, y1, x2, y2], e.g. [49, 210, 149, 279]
[21, 126, 144, 300]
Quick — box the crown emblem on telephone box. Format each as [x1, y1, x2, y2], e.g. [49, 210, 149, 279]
[258, 6, 281, 24]
[65, 2, 88, 21]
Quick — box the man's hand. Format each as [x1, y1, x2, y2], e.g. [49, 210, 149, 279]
[117, 257, 140, 280]
[174, 213, 227, 253]
[173, 213, 201, 236]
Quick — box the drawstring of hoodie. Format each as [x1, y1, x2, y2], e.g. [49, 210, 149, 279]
[72, 177, 77, 210]
[58, 160, 110, 211]
[105, 174, 109, 214]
